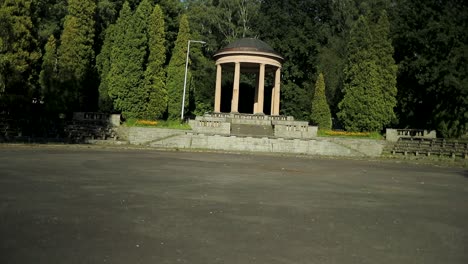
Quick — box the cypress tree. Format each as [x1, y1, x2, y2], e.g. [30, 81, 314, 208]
[166, 14, 191, 120]
[39, 35, 60, 113]
[310, 73, 332, 130]
[107, 0, 152, 118]
[372, 11, 397, 124]
[96, 24, 116, 112]
[0, 0, 40, 101]
[57, 0, 96, 111]
[130, 0, 153, 118]
[107, 2, 132, 116]
[142, 5, 167, 120]
[338, 15, 389, 132]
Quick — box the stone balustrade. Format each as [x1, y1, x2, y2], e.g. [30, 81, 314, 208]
[386, 128, 436, 142]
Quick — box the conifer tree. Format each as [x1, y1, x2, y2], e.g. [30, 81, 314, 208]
[96, 24, 116, 112]
[372, 11, 397, 123]
[129, 0, 153, 118]
[39, 35, 60, 113]
[0, 0, 40, 99]
[107, 2, 132, 115]
[338, 15, 390, 132]
[310, 73, 332, 130]
[107, 0, 152, 118]
[57, 0, 96, 111]
[142, 5, 167, 120]
[166, 14, 191, 119]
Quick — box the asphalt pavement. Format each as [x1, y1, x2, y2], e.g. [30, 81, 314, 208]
[0, 145, 467, 264]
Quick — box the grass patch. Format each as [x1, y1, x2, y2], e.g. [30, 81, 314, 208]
[124, 118, 191, 130]
[318, 130, 383, 140]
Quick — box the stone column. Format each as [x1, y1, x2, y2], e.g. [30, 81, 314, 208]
[214, 64, 222, 112]
[255, 63, 265, 114]
[253, 73, 259, 113]
[273, 67, 281, 115]
[231, 62, 241, 113]
[271, 85, 275, 115]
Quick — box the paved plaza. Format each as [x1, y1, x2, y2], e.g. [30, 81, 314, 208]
[0, 145, 467, 264]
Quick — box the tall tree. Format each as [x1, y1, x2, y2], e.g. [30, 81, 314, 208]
[57, 0, 96, 112]
[106, 2, 131, 116]
[166, 14, 190, 119]
[96, 24, 116, 112]
[142, 4, 167, 120]
[107, 0, 152, 118]
[39, 35, 60, 113]
[317, 0, 359, 115]
[257, 0, 326, 120]
[372, 10, 397, 125]
[0, 0, 40, 108]
[31, 0, 67, 44]
[338, 15, 391, 132]
[393, 0, 467, 138]
[310, 72, 332, 130]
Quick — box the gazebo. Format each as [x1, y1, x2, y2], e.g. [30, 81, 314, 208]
[213, 38, 284, 115]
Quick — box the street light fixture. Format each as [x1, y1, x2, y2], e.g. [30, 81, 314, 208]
[181, 40, 206, 120]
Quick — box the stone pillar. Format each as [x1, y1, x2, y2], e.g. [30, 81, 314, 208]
[214, 64, 222, 112]
[273, 67, 281, 115]
[231, 62, 241, 113]
[253, 73, 259, 113]
[271, 85, 275, 115]
[255, 63, 265, 114]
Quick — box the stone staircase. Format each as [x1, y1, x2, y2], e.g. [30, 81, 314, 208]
[385, 138, 468, 159]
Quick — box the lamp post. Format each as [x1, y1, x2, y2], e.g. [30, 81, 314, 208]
[181, 40, 206, 120]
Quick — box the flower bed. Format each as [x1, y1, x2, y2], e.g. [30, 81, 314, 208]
[318, 130, 382, 139]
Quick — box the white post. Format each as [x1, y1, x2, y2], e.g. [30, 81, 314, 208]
[181, 40, 206, 120]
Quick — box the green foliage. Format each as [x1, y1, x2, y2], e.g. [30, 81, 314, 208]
[166, 14, 190, 120]
[393, 0, 467, 138]
[0, 0, 40, 100]
[31, 0, 67, 44]
[57, 0, 96, 111]
[317, 129, 383, 140]
[310, 73, 332, 130]
[124, 118, 191, 130]
[372, 11, 397, 121]
[107, 0, 152, 118]
[96, 24, 115, 112]
[142, 4, 167, 120]
[317, 0, 359, 114]
[39, 35, 61, 113]
[257, 0, 322, 119]
[1, 0, 466, 139]
[107, 2, 132, 115]
[338, 14, 397, 132]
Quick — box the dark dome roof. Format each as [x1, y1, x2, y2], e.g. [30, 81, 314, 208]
[223, 38, 275, 53]
[214, 38, 283, 61]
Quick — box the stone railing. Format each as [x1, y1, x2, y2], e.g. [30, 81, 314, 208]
[386, 128, 436, 142]
[190, 113, 317, 139]
[189, 116, 230, 135]
[204, 112, 294, 121]
[73, 112, 121, 127]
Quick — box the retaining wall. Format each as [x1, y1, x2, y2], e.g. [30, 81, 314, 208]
[124, 127, 384, 157]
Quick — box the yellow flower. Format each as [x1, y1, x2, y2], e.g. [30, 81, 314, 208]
[136, 120, 158, 126]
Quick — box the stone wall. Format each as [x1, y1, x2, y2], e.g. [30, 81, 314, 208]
[150, 133, 383, 157]
[189, 116, 231, 135]
[189, 114, 317, 139]
[124, 127, 384, 157]
[273, 121, 317, 139]
[127, 127, 187, 145]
